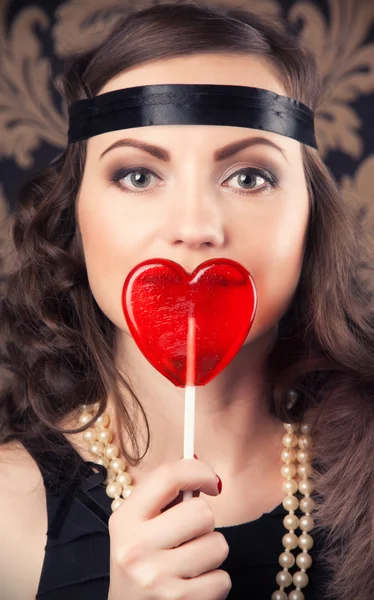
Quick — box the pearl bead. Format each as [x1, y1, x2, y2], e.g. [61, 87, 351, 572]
[282, 532, 298, 549]
[283, 495, 299, 511]
[298, 479, 314, 495]
[279, 551, 295, 568]
[92, 402, 100, 411]
[82, 429, 97, 443]
[106, 481, 123, 498]
[105, 443, 119, 460]
[281, 463, 297, 478]
[104, 469, 117, 484]
[293, 570, 309, 588]
[79, 411, 92, 425]
[289, 590, 304, 600]
[296, 552, 313, 569]
[271, 591, 288, 600]
[95, 413, 110, 428]
[111, 497, 124, 511]
[282, 433, 298, 448]
[284, 422, 299, 433]
[297, 463, 313, 478]
[276, 570, 293, 587]
[282, 478, 298, 495]
[97, 429, 113, 444]
[116, 471, 132, 486]
[299, 515, 314, 532]
[300, 423, 311, 434]
[95, 456, 109, 468]
[122, 485, 134, 499]
[298, 434, 312, 449]
[281, 448, 297, 463]
[110, 457, 126, 473]
[297, 449, 312, 463]
[298, 533, 314, 551]
[90, 441, 105, 456]
[300, 496, 315, 513]
[283, 514, 299, 530]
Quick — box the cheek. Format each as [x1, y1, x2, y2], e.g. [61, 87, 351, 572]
[241, 195, 309, 339]
[77, 197, 154, 331]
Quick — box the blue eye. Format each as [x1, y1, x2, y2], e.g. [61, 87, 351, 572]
[110, 166, 278, 195]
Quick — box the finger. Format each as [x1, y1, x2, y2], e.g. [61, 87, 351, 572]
[144, 496, 216, 549]
[161, 488, 200, 513]
[161, 490, 184, 512]
[127, 562, 231, 600]
[164, 531, 230, 578]
[178, 569, 232, 600]
[128, 459, 219, 520]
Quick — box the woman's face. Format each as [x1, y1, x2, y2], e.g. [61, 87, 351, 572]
[77, 53, 310, 344]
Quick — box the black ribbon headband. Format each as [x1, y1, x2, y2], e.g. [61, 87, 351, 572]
[68, 83, 318, 149]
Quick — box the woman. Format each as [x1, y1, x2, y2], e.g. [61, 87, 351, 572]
[1, 3, 373, 600]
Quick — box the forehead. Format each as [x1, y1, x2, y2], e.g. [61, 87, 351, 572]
[99, 53, 287, 97]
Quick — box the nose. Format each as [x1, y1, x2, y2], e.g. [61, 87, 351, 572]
[164, 186, 226, 249]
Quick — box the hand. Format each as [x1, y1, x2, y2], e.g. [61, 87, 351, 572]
[108, 458, 231, 599]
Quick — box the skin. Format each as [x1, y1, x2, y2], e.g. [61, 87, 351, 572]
[74, 53, 310, 526]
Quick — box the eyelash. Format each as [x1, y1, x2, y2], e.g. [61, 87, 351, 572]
[110, 166, 279, 196]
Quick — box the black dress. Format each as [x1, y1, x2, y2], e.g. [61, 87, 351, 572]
[21, 431, 331, 600]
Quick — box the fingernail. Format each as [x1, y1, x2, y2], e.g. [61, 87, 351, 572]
[194, 454, 199, 460]
[216, 474, 222, 494]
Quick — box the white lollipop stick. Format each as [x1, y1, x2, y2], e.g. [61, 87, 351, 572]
[183, 316, 196, 502]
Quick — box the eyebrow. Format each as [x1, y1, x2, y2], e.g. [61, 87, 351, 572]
[99, 135, 288, 163]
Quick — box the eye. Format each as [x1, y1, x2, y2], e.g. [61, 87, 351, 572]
[223, 167, 278, 195]
[110, 167, 159, 193]
[110, 165, 279, 196]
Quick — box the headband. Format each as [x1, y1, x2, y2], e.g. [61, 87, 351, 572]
[68, 83, 317, 149]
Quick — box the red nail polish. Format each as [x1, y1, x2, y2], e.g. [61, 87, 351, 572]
[216, 474, 222, 494]
[194, 454, 199, 460]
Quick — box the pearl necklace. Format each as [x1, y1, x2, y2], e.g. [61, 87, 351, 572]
[77, 396, 315, 600]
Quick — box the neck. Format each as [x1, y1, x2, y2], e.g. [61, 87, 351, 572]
[109, 327, 285, 480]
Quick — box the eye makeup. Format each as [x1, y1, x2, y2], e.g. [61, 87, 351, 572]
[108, 164, 280, 197]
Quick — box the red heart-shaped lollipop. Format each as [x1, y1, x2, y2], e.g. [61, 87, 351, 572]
[122, 258, 257, 386]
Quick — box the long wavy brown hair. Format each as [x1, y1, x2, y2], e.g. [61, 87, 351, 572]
[1, 3, 374, 598]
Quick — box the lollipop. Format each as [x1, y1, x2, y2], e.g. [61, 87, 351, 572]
[122, 258, 257, 500]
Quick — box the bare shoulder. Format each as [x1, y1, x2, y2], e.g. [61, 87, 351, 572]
[0, 440, 48, 600]
[0, 439, 44, 489]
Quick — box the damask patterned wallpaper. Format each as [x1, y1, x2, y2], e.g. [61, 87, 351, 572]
[0, 0, 373, 275]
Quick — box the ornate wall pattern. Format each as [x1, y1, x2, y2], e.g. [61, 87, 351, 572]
[0, 0, 373, 272]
